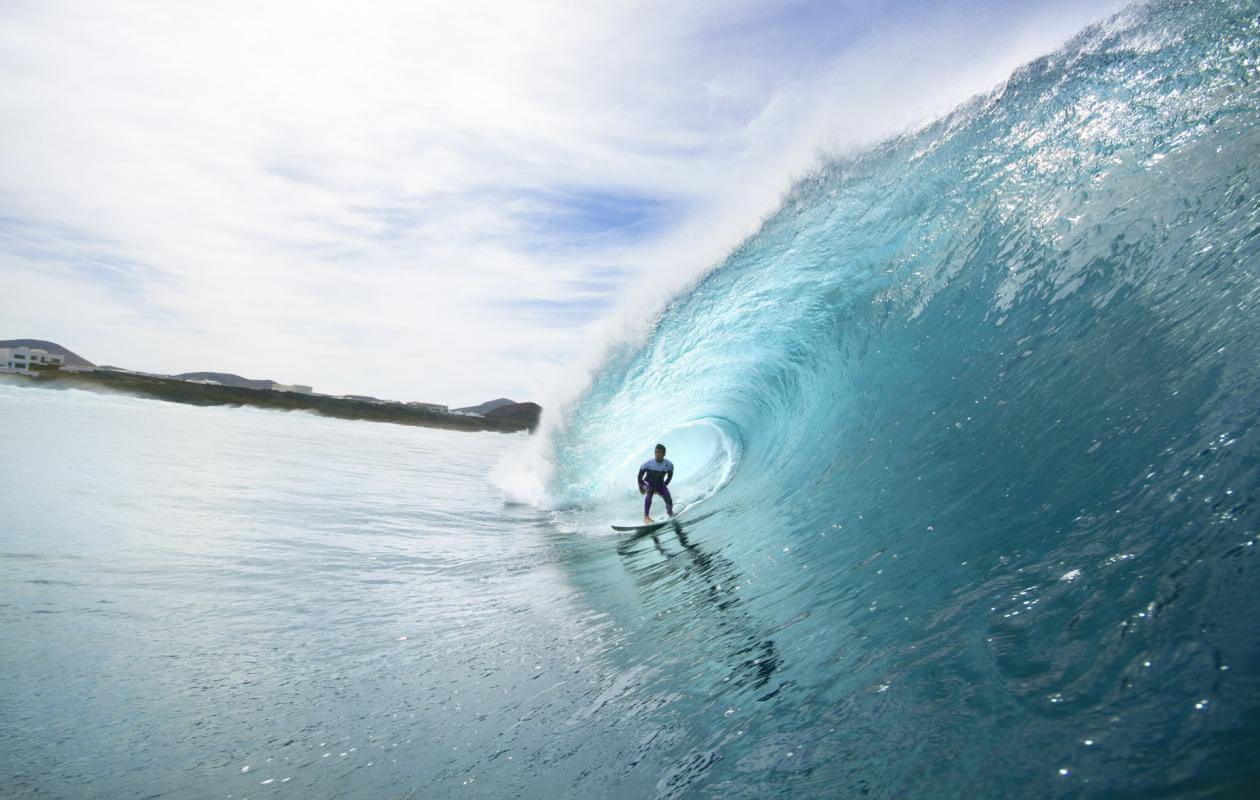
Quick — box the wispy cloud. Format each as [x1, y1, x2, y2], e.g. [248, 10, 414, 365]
[0, 0, 1119, 405]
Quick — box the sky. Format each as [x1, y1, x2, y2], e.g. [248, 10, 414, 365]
[0, 0, 1123, 406]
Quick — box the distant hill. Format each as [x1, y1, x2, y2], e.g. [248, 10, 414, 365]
[454, 397, 517, 415]
[0, 339, 95, 368]
[18, 369, 540, 434]
[175, 372, 275, 390]
[4, 342, 535, 428]
[485, 401, 542, 431]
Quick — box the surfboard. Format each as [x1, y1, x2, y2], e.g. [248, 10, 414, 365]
[610, 506, 719, 533]
[611, 518, 679, 533]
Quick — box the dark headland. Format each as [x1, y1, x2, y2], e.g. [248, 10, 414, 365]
[1, 339, 541, 434]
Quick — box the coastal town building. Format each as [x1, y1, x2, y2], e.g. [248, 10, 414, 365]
[407, 401, 449, 413]
[0, 346, 64, 376]
[272, 384, 314, 394]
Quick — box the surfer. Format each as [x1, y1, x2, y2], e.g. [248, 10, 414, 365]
[638, 443, 674, 523]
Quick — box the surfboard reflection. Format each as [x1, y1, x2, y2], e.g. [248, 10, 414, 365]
[616, 516, 784, 701]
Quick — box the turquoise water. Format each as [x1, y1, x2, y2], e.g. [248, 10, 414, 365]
[2, 385, 727, 798]
[5, 1, 1260, 797]
[545, 0, 1260, 795]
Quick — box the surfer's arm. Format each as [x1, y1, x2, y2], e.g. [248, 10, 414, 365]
[664, 469, 673, 486]
[637, 467, 648, 487]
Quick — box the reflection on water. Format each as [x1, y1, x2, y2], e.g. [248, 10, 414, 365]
[617, 518, 783, 700]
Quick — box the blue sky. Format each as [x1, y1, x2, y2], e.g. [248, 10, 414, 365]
[0, 0, 1119, 405]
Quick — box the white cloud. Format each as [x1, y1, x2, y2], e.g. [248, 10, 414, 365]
[0, 0, 1121, 405]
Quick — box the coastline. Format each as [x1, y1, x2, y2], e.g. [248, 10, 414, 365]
[4, 371, 539, 434]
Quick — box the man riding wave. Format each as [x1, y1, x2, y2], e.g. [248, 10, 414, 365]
[637, 443, 674, 523]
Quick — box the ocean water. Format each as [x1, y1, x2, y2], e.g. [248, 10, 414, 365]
[2, 385, 701, 798]
[543, 0, 1260, 794]
[4, 0, 1260, 797]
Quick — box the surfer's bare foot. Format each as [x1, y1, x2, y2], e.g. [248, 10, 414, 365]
[643, 516, 655, 524]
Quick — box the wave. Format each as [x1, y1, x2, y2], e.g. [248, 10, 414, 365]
[528, 0, 1260, 793]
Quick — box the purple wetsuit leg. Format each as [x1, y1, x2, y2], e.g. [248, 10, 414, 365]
[642, 482, 673, 518]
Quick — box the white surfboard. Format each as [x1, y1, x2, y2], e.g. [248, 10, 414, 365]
[610, 517, 680, 533]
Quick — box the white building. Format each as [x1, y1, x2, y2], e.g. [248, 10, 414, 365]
[0, 346, 64, 376]
[407, 401, 449, 413]
[272, 384, 314, 394]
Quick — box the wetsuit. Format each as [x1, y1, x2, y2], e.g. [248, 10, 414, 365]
[638, 457, 674, 518]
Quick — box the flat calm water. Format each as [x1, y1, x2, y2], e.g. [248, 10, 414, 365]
[1, 385, 696, 799]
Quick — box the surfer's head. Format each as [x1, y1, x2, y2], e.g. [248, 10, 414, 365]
[654, 444, 666, 461]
